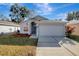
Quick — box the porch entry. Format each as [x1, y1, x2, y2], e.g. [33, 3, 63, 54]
[31, 22, 37, 35]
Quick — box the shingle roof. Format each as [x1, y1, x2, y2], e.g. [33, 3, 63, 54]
[35, 20, 66, 25]
[0, 21, 20, 27]
[29, 15, 49, 20]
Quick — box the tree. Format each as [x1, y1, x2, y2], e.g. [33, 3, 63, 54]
[75, 11, 79, 20]
[0, 14, 4, 21]
[66, 11, 79, 21]
[66, 13, 73, 21]
[0, 14, 9, 21]
[66, 24, 75, 37]
[9, 4, 30, 23]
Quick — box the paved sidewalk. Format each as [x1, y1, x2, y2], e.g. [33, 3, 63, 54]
[36, 47, 73, 56]
[59, 37, 79, 56]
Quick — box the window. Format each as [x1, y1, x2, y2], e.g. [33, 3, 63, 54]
[24, 27, 28, 31]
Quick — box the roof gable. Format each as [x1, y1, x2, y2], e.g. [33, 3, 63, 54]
[29, 15, 49, 21]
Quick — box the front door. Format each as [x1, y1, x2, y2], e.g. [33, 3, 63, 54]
[31, 22, 36, 35]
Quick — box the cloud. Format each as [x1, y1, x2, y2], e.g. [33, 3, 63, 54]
[51, 4, 74, 20]
[54, 13, 67, 20]
[33, 3, 74, 16]
[0, 3, 14, 6]
[33, 3, 53, 16]
[0, 3, 24, 7]
[0, 3, 14, 9]
[54, 4, 73, 10]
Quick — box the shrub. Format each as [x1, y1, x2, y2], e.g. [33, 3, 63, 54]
[65, 24, 75, 37]
[12, 33, 31, 37]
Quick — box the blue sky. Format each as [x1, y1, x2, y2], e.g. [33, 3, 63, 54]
[0, 3, 79, 20]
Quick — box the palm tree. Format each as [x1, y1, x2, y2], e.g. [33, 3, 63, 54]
[66, 13, 73, 21]
[66, 11, 79, 21]
[72, 11, 76, 20]
[75, 11, 79, 20]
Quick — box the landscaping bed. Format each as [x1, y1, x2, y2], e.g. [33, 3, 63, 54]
[0, 34, 38, 56]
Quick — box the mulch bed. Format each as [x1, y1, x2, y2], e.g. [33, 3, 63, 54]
[12, 33, 31, 37]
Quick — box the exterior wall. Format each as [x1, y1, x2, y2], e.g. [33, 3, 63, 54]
[28, 21, 31, 34]
[37, 24, 65, 37]
[20, 20, 37, 35]
[0, 25, 20, 34]
[20, 22, 28, 34]
[20, 20, 66, 37]
[36, 24, 39, 37]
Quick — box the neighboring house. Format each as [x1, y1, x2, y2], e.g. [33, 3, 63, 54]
[20, 15, 66, 37]
[66, 20, 79, 36]
[0, 21, 20, 34]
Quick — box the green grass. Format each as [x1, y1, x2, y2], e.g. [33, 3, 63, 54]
[0, 35, 38, 56]
[0, 35, 38, 46]
[69, 35, 79, 42]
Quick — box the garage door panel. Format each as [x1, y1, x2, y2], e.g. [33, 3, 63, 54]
[39, 25, 65, 36]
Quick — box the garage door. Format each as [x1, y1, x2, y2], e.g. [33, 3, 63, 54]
[38, 24, 65, 37]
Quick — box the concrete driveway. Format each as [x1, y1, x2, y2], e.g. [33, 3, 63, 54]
[36, 36, 77, 56]
[37, 36, 64, 47]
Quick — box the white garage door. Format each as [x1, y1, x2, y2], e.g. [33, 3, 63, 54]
[38, 24, 65, 37]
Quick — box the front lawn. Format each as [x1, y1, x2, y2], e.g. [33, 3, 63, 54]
[69, 35, 79, 42]
[0, 34, 38, 56]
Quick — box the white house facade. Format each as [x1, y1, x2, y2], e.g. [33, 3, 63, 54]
[20, 15, 48, 35]
[36, 20, 66, 37]
[20, 15, 66, 38]
[0, 21, 20, 34]
[20, 21, 28, 34]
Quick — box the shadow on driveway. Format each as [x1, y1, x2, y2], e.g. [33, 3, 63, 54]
[37, 36, 76, 47]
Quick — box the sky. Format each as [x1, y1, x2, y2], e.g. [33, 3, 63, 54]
[0, 3, 79, 20]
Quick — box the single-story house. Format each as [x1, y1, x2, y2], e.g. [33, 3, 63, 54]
[20, 15, 66, 38]
[20, 15, 48, 34]
[0, 21, 20, 34]
[66, 20, 79, 36]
